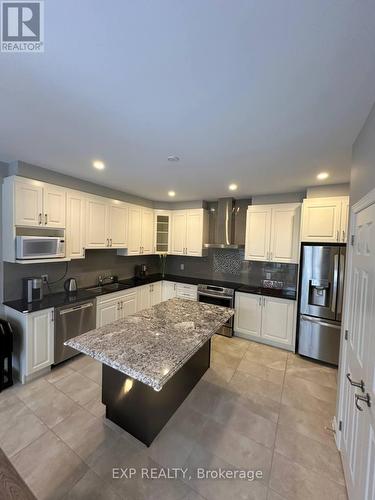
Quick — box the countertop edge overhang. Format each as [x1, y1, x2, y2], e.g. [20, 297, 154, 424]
[65, 298, 234, 392]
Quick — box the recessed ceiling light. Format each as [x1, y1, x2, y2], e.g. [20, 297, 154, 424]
[228, 183, 238, 191]
[167, 155, 180, 162]
[168, 190, 176, 197]
[317, 172, 329, 180]
[93, 160, 105, 170]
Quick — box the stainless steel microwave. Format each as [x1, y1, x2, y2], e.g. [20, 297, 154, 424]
[16, 236, 65, 260]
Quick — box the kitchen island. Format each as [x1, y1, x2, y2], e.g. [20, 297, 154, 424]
[65, 298, 234, 446]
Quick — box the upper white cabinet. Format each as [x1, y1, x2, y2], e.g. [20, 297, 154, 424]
[11, 177, 66, 228]
[154, 211, 171, 254]
[300, 196, 349, 243]
[126, 206, 154, 256]
[170, 209, 208, 257]
[245, 203, 301, 263]
[66, 190, 86, 259]
[234, 292, 296, 350]
[85, 196, 128, 249]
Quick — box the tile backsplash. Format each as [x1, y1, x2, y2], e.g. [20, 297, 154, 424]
[165, 248, 298, 288]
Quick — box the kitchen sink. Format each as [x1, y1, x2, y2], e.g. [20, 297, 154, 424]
[103, 283, 123, 291]
[86, 286, 104, 293]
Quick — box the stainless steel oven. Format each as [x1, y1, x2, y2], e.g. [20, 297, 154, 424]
[197, 284, 234, 337]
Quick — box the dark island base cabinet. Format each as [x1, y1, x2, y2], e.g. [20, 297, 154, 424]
[102, 339, 211, 446]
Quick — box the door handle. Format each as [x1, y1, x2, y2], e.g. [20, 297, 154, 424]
[45, 213, 48, 225]
[110, 239, 112, 247]
[331, 253, 339, 313]
[346, 373, 365, 392]
[38, 213, 42, 225]
[336, 230, 339, 242]
[258, 297, 262, 306]
[342, 230, 345, 242]
[355, 393, 371, 411]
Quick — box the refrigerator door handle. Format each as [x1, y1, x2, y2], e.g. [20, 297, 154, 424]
[331, 253, 339, 313]
[337, 249, 346, 318]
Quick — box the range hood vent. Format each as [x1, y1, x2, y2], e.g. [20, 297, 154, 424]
[204, 197, 249, 249]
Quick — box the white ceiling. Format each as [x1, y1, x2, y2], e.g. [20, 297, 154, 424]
[1, 0, 375, 201]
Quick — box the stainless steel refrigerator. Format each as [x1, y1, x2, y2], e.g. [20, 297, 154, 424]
[297, 244, 346, 365]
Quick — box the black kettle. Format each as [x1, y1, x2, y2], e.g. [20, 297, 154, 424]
[64, 278, 77, 294]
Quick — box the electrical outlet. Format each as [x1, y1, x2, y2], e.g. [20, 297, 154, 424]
[180, 263, 184, 271]
[41, 274, 48, 284]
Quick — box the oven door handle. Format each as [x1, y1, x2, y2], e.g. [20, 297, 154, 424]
[198, 292, 233, 300]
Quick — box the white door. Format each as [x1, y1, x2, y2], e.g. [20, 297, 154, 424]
[121, 292, 137, 318]
[186, 210, 203, 256]
[66, 192, 85, 259]
[43, 185, 66, 228]
[141, 208, 154, 254]
[150, 282, 162, 306]
[86, 197, 109, 248]
[162, 281, 177, 301]
[234, 292, 262, 338]
[137, 285, 151, 311]
[301, 197, 342, 243]
[127, 205, 142, 255]
[27, 309, 54, 374]
[14, 179, 43, 227]
[109, 202, 128, 248]
[261, 296, 295, 346]
[340, 198, 350, 244]
[245, 206, 272, 261]
[171, 211, 187, 255]
[341, 202, 375, 500]
[270, 204, 300, 263]
[97, 298, 120, 327]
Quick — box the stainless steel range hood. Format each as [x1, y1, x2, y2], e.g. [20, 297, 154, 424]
[204, 198, 249, 249]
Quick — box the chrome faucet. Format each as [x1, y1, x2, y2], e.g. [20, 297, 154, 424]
[97, 275, 116, 286]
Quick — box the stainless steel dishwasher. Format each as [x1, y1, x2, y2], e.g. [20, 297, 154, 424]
[54, 299, 96, 364]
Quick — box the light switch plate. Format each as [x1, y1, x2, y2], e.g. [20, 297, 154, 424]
[180, 264, 184, 271]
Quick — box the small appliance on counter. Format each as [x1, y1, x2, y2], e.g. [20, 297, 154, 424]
[64, 278, 78, 294]
[0, 318, 14, 392]
[135, 264, 148, 279]
[23, 277, 43, 303]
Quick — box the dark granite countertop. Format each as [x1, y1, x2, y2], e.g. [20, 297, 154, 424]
[3, 273, 296, 313]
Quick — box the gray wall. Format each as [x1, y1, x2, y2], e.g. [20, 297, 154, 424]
[4, 250, 161, 301]
[306, 184, 350, 199]
[351, 102, 375, 205]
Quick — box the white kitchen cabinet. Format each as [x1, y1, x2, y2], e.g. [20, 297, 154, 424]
[43, 184, 66, 228]
[4, 306, 54, 384]
[96, 290, 137, 327]
[234, 293, 262, 338]
[109, 201, 128, 248]
[170, 209, 208, 257]
[66, 190, 86, 259]
[245, 203, 301, 263]
[150, 282, 162, 306]
[162, 281, 177, 301]
[122, 206, 154, 256]
[10, 176, 66, 228]
[154, 211, 171, 254]
[261, 296, 295, 346]
[137, 282, 163, 311]
[176, 283, 197, 300]
[234, 292, 296, 351]
[86, 196, 128, 249]
[300, 196, 349, 243]
[141, 208, 155, 254]
[14, 178, 44, 227]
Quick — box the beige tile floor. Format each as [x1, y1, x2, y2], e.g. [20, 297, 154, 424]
[0, 336, 347, 500]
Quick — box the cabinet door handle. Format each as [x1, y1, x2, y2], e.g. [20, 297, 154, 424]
[263, 297, 266, 306]
[45, 213, 48, 225]
[337, 230, 339, 242]
[106, 238, 109, 247]
[342, 230, 345, 242]
[38, 213, 42, 225]
[258, 297, 262, 306]
[270, 252, 273, 260]
[110, 239, 112, 247]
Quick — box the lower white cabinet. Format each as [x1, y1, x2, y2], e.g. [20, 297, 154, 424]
[162, 281, 177, 301]
[96, 290, 137, 327]
[137, 282, 163, 311]
[234, 292, 296, 350]
[5, 306, 54, 383]
[150, 282, 162, 306]
[175, 283, 198, 300]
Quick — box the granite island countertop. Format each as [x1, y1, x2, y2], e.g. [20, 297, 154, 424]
[65, 298, 234, 391]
